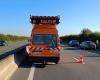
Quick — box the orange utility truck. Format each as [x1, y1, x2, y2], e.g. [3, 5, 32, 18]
[26, 16, 60, 64]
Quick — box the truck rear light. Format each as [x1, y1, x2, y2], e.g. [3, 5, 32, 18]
[26, 46, 30, 53]
[57, 47, 61, 51]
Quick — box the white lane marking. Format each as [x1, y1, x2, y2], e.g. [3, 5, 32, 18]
[28, 63, 35, 80]
[72, 57, 79, 62]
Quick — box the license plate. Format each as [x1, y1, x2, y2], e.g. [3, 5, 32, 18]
[32, 52, 41, 54]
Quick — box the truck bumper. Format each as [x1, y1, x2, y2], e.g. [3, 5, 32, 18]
[28, 56, 60, 63]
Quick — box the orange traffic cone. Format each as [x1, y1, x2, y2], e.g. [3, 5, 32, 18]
[79, 54, 85, 64]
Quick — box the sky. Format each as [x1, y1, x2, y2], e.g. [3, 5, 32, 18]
[0, 0, 100, 36]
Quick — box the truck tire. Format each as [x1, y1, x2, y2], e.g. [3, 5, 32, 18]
[54, 61, 59, 64]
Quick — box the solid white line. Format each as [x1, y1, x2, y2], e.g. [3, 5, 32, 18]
[28, 63, 35, 80]
[72, 57, 79, 62]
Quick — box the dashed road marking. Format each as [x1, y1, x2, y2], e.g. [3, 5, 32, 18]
[28, 63, 35, 80]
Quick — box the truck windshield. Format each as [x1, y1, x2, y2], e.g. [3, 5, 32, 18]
[32, 34, 57, 48]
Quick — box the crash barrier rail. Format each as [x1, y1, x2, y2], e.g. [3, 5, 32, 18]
[0, 44, 27, 80]
[0, 44, 27, 60]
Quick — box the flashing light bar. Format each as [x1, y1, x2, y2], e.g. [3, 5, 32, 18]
[30, 16, 60, 24]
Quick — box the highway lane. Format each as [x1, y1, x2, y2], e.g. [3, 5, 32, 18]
[9, 56, 32, 80]
[34, 46, 100, 80]
[9, 46, 100, 80]
[0, 41, 26, 54]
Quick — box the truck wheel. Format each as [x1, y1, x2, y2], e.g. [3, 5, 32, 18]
[55, 61, 59, 64]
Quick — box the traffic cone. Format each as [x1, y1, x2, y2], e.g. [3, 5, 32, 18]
[79, 54, 85, 64]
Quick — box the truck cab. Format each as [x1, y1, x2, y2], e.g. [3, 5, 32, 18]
[26, 16, 60, 64]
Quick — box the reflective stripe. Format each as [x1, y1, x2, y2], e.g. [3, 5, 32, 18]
[36, 47, 39, 50]
[50, 48, 53, 50]
[34, 48, 37, 51]
[40, 47, 44, 50]
[33, 47, 58, 51]
[38, 47, 41, 50]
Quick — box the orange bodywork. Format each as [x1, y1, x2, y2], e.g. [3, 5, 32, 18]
[26, 16, 60, 63]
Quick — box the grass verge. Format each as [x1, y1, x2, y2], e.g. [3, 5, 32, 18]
[0, 40, 27, 55]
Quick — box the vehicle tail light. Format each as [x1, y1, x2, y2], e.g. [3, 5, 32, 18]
[57, 47, 61, 51]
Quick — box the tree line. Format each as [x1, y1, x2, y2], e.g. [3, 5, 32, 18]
[0, 34, 28, 41]
[60, 28, 100, 43]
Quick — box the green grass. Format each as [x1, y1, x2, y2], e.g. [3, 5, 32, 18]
[0, 51, 4, 55]
[0, 40, 27, 55]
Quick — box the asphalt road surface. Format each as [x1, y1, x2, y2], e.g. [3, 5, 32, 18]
[0, 41, 26, 54]
[9, 45, 100, 80]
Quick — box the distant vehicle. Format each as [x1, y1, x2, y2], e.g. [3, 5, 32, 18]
[0, 40, 7, 46]
[80, 41, 96, 50]
[68, 40, 79, 47]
